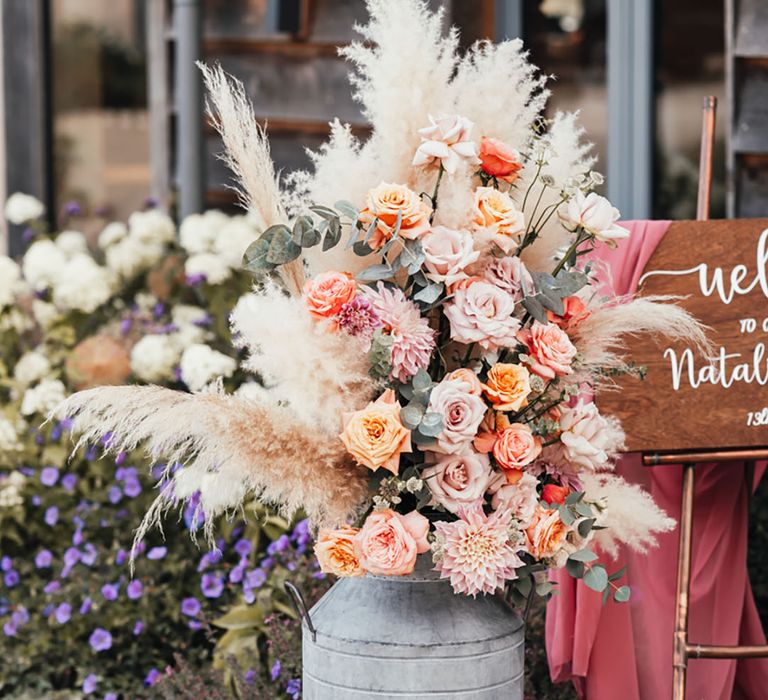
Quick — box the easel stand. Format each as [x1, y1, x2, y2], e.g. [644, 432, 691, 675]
[643, 97, 768, 700]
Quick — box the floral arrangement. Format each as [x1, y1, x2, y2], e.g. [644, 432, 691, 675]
[54, 0, 708, 602]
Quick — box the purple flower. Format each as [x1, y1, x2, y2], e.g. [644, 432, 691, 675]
[80, 597, 92, 615]
[292, 519, 311, 546]
[85, 445, 99, 461]
[243, 588, 256, 604]
[3, 621, 17, 636]
[153, 301, 165, 318]
[133, 620, 144, 635]
[114, 549, 128, 566]
[39, 466, 59, 486]
[35, 550, 53, 568]
[286, 678, 301, 698]
[197, 550, 221, 572]
[181, 597, 201, 617]
[72, 529, 84, 546]
[11, 607, 29, 626]
[105, 694, 118, 700]
[201, 573, 224, 599]
[147, 546, 166, 560]
[229, 564, 245, 584]
[245, 569, 267, 589]
[82, 673, 97, 694]
[81, 543, 97, 567]
[101, 583, 119, 601]
[144, 668, 160, 686]
[4, 570, 19, 587]
[55, 603, 72, 624]
[234, 539, 252, 558]
[44, 506, 59, 526]
[267, 534, 291, 556]
[115, 451, 127, 467]
[260, 557, 274, 570]
[123, 478, 142, 498]
[64, 200, 81, 216]
[188, 620, 203, 630]
[32, 495, 41, 506]
[61, 473, 77, 491]
[64, 547, 81, 568]
[108, 486, 122, 504]
[126, 580, 143, 600]
[89, 628, 112, 652]
[186, 273, 206, 286]
[120, 317, 133, 335]
[50, 423, 63, 441]
[42, 604, 54, 616]
[19, 466, 35, 477]
[244, 669, 256, 686]
[1, 556, 11, 571]
[271, 660, 282, 681]
[145, 195, 159, 208]
[44, 580, 61, 594]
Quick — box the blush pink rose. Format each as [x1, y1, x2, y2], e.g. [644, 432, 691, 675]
[303, 271, 357, 319]
[422, 451, 492, 513]
[488, 470, 539, 526]
[444, 281, 521, 350]
[421, 226, 480, 286]
[427, 378, 487, 454]
[558, 400, 620, 471]
[484, 256, 534, 302]
[517, 321, 577, 379]
[354, 509, 428, 576]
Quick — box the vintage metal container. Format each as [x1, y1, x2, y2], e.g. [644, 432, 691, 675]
[291, 555, 524, 699]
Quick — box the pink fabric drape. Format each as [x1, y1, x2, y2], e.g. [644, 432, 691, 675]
[545, 220, 768, 699]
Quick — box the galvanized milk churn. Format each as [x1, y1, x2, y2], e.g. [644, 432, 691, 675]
[287, 555, 524, 699]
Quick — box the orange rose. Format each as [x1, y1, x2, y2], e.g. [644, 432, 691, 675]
[354, 508, 428, 576]
[541, 484, 570, 505]
[546, 296, 591, 328]
[339, 389, 412, 474]
[525, 506, 570, 559]
[479, 137, 522, 183]
[471, 187, 525, 253]
[493, 423, 542, 479]
[482, 363, 531, 412]
[314, 527, 365, 577]
[446, 367, 483, 395]
[303, 271, 357, 319]
[473, 410, 511, 453]
[358, 182, 432, 250]
[447, 275, 485, 294]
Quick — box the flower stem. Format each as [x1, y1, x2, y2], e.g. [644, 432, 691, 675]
[429, 166, 445, 222]
[552, 230, 589, 277]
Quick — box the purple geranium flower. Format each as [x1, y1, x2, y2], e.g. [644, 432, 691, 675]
[245, 569, 267, 589]
[80, 597, 92, 615]
[115, 451, 127, 467]
[147, 546, 167, 560]
[61, 473, 77, 491]
[44, 506, 59, 526]
[13, 607, 29, 625]
[271, 660, 282, 681]
[101, 583, 119, 601]
[244, 669, 256, 686]
[114, 549, 127, 566]
[144, 668, 160, 686]
[64, 547, 81, 568]
[4, 570, 19, 587]
[82, 673, 97, 694]
[181, 597, 201, 617]
[1, 556, 12, 571]
[105, 694, 118, 700]
[89, 628, 112, 652]
[44, 580, 61, 594]
[201, 573, 224, 599]
[64, 200, 81, 216]
[55, 603, 72, 624]
[126, 580, 143, 600]
[267, 534, 291, 556]
[81, 543, 97, 567]
[234, 539, 252, 558]
[229, 564, 245, 585]
[72, 529, 84, 546]
[40, 466, 59, 486]
[3, 621, 17, 636]
[35, 550, 53, 568]
[133, 620, 144, 635]
[286, 678, 301, 699]
[123, 478, 142, 498]
[108, 486, 122, 504]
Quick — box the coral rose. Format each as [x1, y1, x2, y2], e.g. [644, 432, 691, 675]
[517, 321, 577, 379]
[355, 509, 428, 576]
[541, 483, 570, 505]
[315, 528, 365, 577]
[493, 423, 542, 478]
[444, 281, 521, 350]
[525, 506, 570, 559]
[471, 187, 525, 254]
[479, 137, 523, 183]
[358, 182, 432, 249]
[340, 389, 411, 474]
[427, 378, 487, 454]
[65, 335, 132, 390]
[546, 295, 590, 328]
[422, 451, 492, 513]
[421, 226, 480, 286]
[483, 363, 532, 412]
[303, 271, 357, 319]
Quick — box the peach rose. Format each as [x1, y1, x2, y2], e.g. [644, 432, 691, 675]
[525, 506, 570, 559]
[65, 335, 132, 390]
[473, 410, 511, 453]
[340, 389, 412, 474]
[399, 510, 431, 553]
[358, 182, 432, 250]
[471, 187, 525, 254]
[546, 296, 591, 328]
[517, 321, 577, 380]
[541, 484, 570, 505]
[314, 528, 365, 577]
[303, 271, 357, 319]
[479, 137, 523, 183]
[354, 509, 429, 575]
[446, 367, 483, 395]
[493, 423, 542, 478]
[482, 363, 531, 412]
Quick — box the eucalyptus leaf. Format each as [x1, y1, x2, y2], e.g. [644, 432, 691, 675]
[413, 282, 444, 304]
[578, 517, 596, 538]
[353, 240, 374, 256]
[522, 296, 548, 324]
[536, 580, 554, 596]
[243, 235, 277, 273]
[583, 565, 608, 592]
[569, 549, 598, 563]
[357, 264, 393, 282]
[565, 491, 585, 505]
[334, 200, 358, 219]
[400, 404, 425, 429]
[538, 288, 565, 315]
[266, 225, 302, 265]
[418, 412, 444, 437]
[566, 559, 584, 578]
[309, 204, 337, 220]
[323, 222, 342, 251]
[412, 369, 432, 392]
[293, 216, 321, 247]
[574, 502, 593, 518]
[608, 566, 627, 582]
[614, 585, 631, 603]
[411, 430, 438, 446]
[558, 504, 575, 526]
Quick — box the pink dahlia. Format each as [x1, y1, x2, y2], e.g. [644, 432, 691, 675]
[364, 282, 436, 383]
[335, 296, 382, 350]
[433, 506, 523, 597]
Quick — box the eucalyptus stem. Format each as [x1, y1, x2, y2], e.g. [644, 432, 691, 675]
[552, 230, 590, 277]
[524, 182, 549, 236]
[521, 161, 543, 213]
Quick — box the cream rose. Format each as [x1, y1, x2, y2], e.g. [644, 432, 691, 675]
[445, 367, 483, 395]
[444, 281, 521, 350]
[482, 363, 532, 412]
[471, 187, 525, 254]
[303, 271, 357, 319]
[421, 226, 480, 286]
[427, 378, 487, 454]
[340, 389, 412, 474]
[493, 424, 542, 477]
[517, 321, 577, 379]
[558, 191, 629, 244]
[315, 527, 366, 577]
[558, 400, 620, 471]
[422, 451, 492, 513]
[354, 509, 429, 576]
[484, 256, 534, 302]
[489, 471, 539, 526]
[412, 114, 480, 174]
[357, 182, 432, 249]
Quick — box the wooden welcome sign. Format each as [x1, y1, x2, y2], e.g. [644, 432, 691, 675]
[597, 219, 768, 453]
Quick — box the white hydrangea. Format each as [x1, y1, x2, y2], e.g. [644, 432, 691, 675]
[185, 253, 231, 285]
[0, 471, 25, 508]
[213, 216, 259, 268]
[105, 236, 164, 279]
[14, 351, 51, 386]
[0, 417, 21, 454]
[171, 304, 210, 347]
[55, 230, 88, 256]
[0, 256, 21, 307]
[130, 334, 181, 383]
[20, 378, 66, 416]
[179, 210, 229, 254]
[98, 221, 128, 250]
[234, 381, 271, 404]
[134, 292, 159, 312]
[179, 343, 236, 392]
[32, 299, 60, 330]
[128, 209, 176, 245]
[5, 192, 45, 225]
[0, 307, 33, 334]
[23, 239, 67, 291]
[52, 254, 115, 313]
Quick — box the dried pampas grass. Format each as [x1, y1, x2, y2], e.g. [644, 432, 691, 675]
[582, 472, 676, 558]
[52, 384, 369, 548]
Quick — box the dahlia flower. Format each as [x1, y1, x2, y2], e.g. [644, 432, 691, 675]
[364, 282, 435, 382]
[335, 296, 382, 349]
[433, 506, 523, 597]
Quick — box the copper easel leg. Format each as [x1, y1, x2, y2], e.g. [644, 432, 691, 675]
[672, 463, 696, 700]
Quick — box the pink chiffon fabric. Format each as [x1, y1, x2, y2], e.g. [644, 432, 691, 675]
[545, 220, 768, 699]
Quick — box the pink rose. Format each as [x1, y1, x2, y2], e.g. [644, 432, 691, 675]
[412, 115, 480, 174]
[445, 367, 483, 395]
[303, 271, 356, 319]
[354, 509, 428, 576]
[444, 281, 521, 350]
[422, 451, 492, 513]
[478, 137, 523, 183]
[558, 191, 629, 245]
[489, 471, 539, 526]
[517, 321, 577, 379]
[421, 226, 480, 286]
[427, 378, 487, 454]
[558, 400, 621, 471]
[399, 510, 431, 553]
[493, 423, 542, 478]
[484, 256, 535, 303]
